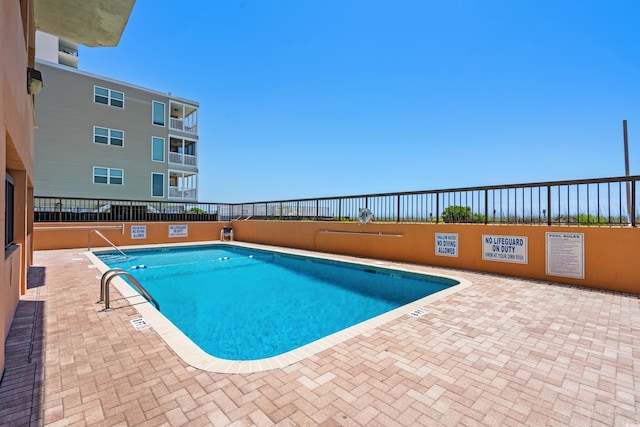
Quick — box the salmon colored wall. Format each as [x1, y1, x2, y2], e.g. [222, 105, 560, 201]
[33, 222, 229, 250]
[13, 170, 29, 294]
[230, 220, 640, 294]
[34, 220, 640, 294]
[2, 0, 37, 377]
[3, 246, 22, 341]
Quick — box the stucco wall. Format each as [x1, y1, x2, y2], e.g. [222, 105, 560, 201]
[232, 221, 639, 294]
[34, 220, 639, 294]
[34, 222, 227, 250]
[3, 246, 22, 341]
[1, 0, 37, 377]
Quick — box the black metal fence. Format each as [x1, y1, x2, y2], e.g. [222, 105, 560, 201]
[34, 197, 222, 222]
[225, 175, 639, 226]
[35, 175, 639, 226]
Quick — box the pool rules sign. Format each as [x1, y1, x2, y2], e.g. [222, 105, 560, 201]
[482, 235, 528, 264]
[546, 232, 584, 279]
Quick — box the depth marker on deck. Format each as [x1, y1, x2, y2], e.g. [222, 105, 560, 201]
[131, 318, 151, 331]
[408, 307, 430, 317]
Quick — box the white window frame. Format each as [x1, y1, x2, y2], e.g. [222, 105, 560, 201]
[151, 172, 165, 198]
[94, 85, 125, 108]
[93, 126, 124, 147]
[93, 167, 124, 185]
[151, 136, 165, 162]
[152, 100, 166, 127]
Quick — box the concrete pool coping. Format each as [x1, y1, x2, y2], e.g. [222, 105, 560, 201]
[86, 241, 473, 373]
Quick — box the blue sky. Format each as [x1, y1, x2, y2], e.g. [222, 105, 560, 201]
[79, 0, 640, 203]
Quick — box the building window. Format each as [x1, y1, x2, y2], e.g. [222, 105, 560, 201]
[93, 167, 124, 185]
[94, 86, 124, 108]
[152, 101, 165, 126]
[94, 126, 124, 146]
[152, 173, 164, 197]
[5, 174, 14, 248]
[152, 137, 165, 161]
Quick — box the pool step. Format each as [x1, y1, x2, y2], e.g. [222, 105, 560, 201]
[97, 253, 129, 264]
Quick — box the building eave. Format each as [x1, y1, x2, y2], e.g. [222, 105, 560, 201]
[34, 0, 135, 47]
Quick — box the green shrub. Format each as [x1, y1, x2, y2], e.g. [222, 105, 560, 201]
[576, 213, 607, 225]
[442, 206, 485, 223]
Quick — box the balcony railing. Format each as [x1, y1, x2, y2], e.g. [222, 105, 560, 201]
[170, 117, 197, 135]
[169, 187, 197, 200]
[169, 152, 197, 167]
[34, 175, 639, 226]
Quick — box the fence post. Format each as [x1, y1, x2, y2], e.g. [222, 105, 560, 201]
[632, 180, 636, 227]
[484, 190, 488, 224]
[435, 193, 440, 224]
[546, 186, 552, 225]
[396, 195, 400, 223]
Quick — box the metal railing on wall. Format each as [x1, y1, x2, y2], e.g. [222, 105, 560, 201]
[34, 175, 639, 226]
[33, 197, 225, 223]
[226, 175, 639, 226]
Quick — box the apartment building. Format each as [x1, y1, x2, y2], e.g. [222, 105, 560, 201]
[34, 41, 200, 207]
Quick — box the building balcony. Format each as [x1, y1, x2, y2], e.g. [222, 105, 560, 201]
[169, 101, 198, 136]
[58, 38, 78, 68]
[168, 136, 197, 168]
[169, 170, 197, 201]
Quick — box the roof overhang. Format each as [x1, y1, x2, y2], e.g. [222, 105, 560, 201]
[34, 0, 136, 47]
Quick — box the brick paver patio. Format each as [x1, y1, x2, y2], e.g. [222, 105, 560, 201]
[1, 247, 638, 426]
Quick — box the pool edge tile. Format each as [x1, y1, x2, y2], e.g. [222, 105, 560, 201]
[85, 243, 473, 374]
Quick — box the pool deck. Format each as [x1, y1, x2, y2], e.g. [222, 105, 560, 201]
[1, 246, 639, 426]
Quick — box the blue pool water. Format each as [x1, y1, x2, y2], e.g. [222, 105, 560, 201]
[97, 245, 457, 360]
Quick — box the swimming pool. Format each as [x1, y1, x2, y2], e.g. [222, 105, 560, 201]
[91, 243, 470, 370]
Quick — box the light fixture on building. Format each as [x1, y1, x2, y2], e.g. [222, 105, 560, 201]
[27, 68, 43, 95]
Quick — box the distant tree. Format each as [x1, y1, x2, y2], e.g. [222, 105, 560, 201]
[442, 206, 471, 223]
[442, 205, 485, 223]
[188, 207, 206, 214]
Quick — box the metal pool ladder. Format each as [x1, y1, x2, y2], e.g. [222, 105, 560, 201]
[98, 268, 160, 311]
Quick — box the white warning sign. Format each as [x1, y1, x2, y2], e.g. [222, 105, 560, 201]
[435, 233, 458, 257]
[168, 224, 188, 237]
[546, 232, 584, 279]
[482, 235, 528, 264]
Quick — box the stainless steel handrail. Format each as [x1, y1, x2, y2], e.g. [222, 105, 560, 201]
[35, 224, 124, 231]
[319, 230, 403, 238]
[88, 229, 128, 259]
[98, 268, 160, 311]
